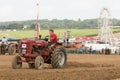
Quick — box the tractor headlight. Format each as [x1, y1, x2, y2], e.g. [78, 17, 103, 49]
[22, 44, 27, 48]
[22, 49, 26, 54]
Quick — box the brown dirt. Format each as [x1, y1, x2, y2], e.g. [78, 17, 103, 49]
[1, 54, 120, 80]
[114, 32, 120, 38]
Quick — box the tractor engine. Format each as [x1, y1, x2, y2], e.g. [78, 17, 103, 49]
[19, 38, 49, 57]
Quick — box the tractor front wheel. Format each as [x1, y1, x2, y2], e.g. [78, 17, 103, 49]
[8, 44, 16, 55]
[51, 47, 67, 68]
[12, 55, 22, 69]
[35, 56, 44, 70]
[0, 45, 6, 55]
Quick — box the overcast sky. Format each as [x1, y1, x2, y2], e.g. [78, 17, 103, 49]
[0, 0, 120, 21]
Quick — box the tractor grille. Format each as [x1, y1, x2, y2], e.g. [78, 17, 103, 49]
[22, 49, 26, 54]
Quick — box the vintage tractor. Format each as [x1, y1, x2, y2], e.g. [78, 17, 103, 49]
[0, 39, 19, 55]
[12, 38, 67, 69]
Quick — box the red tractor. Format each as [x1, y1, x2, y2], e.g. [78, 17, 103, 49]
[12, 38, 67, 69]
[0, 41, 19, 55]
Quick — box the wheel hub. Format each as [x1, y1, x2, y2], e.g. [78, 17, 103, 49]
[58, 52, 65, 66]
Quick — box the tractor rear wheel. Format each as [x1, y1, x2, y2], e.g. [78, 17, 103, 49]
[12, 55, 22, 69]
[35, 56, 44, 70]
[28, 63, 35, 69]
[8, 44, 16, 55]
[51, 47, 67, 68]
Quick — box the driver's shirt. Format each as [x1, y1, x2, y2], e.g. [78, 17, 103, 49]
[2, 38, 8, 45]
[50, 33, 58, 43]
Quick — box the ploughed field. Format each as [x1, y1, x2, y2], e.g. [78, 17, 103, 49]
[1, 54, 120, 80]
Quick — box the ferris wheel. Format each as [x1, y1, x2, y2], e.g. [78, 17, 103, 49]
[98, 8, 114, 46]
[98, 8, 112, 28]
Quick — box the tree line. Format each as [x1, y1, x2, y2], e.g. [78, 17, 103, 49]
[0, 18, 120, 30]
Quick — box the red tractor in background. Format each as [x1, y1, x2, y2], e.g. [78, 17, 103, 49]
[0, 39, 20, 55]
[12, 38, 67, 69]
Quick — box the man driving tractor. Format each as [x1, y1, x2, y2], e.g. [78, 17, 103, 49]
[49, 29, 58, 43]
[1, 36, 8, 49]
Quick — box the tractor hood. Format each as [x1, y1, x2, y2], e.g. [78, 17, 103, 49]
[20, 38, 47, 47]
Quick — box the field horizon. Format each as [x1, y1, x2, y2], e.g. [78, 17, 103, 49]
[0, 28, 120, 39]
